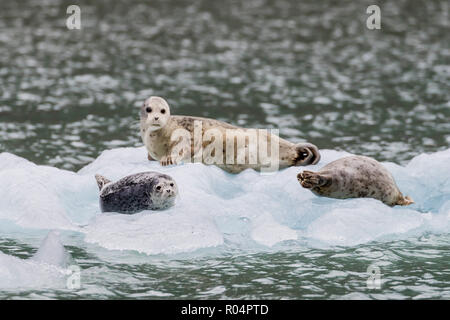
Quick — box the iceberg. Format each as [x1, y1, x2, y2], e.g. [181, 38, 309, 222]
[0, 147, 448, 255]
[0, 231, 73, 289]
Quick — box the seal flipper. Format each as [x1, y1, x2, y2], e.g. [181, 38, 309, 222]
[95, 174, 111, 191]
[292, 143, 321, 166]
[297, 170, 329, 189]
[396, 195, 414, 206]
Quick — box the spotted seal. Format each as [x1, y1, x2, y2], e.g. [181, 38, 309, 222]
[297, 155, 414, 206]
[95, 172, 178, 214]
[140, 96, 321, 174]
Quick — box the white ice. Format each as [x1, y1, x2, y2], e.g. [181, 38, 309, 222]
[31, 230, 71, 267]
[0, 147, 449, 255]
[0, 231, 72, 289]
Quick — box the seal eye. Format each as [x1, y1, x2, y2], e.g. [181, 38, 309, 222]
[146, 107, 152, 113]
[156, 186, 161, 191]
[170, 183, 174, 187]
[161, 109, 166, 114]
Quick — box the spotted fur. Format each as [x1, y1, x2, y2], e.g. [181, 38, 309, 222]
[140, 96, 321, 173]
[95, 172, 178, 214]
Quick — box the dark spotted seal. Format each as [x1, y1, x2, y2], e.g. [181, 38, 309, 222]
[140, 96, 321, 173]
[297, 155, 414, 206]
[95, 172, 178, 214]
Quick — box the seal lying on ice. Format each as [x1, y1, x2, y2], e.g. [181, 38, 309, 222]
[95, 172, 178, 214]
[140, 96, 321, 173]
[297, 155, 414, 207]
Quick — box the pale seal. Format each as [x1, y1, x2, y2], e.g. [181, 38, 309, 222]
[95, 172, 178, 214]
[297, 155, 414, 206]
[140, 96, 321, 173]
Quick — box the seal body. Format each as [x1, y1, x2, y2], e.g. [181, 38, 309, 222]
[140, 96, 321, 174]
[95, 172, 177, 214]
[297, 155, 413, 206]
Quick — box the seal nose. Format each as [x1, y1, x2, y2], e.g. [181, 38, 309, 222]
[154, 116, 159, 121]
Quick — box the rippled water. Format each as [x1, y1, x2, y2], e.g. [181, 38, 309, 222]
[0, 0, 449, 299]
[1, 233, 449, 299]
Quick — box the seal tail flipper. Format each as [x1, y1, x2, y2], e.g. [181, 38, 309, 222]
[293, 143, 321, 166]
[297, 170, 328, 189]
[397, 195, 414, 206]
[95, 174, 111, 190]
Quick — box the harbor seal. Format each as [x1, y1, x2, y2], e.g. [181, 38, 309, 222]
[140, 96, 321, 173]
[297, 155, 414, 206]
[95, 171, 178, 214]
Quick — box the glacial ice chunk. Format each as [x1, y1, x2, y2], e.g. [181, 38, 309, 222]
[0, 231, 72, 289]
[0, 147, 449, 255]
[31, 231, 71, 268]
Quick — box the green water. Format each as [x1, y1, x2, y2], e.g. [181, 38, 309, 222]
[0, 0, 449, 299]
[0, 234, 449, 299]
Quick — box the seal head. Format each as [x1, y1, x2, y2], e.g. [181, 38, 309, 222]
[141, 96, 171, 132]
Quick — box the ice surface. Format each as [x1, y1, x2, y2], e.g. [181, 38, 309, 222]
[0, 231, 71, 289]
[0, 153, 94, 230]
[0, 252, 68, 289]
[0, 147, 449, 255]
[31, 231, 71, 267]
